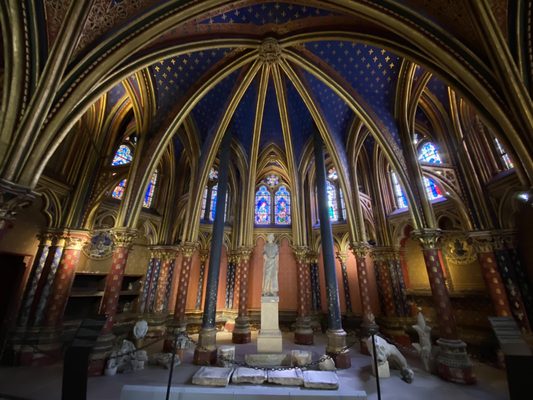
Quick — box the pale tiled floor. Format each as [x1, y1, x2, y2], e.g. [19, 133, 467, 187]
[0, 332, 509, 400]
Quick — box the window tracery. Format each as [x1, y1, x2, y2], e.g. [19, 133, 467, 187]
[418, 141, 442, 164]
[254, 174, 291, 226]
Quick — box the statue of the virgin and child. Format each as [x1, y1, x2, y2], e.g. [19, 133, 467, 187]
[262, 233, 279, 297]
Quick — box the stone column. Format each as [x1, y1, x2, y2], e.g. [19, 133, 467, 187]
[314, 130, 350, 368]
[154, 249, 175, 314]
[470, 232, 512, 317]
[31, 232, 67, 326]
[138, 256, 155, 314]
[412, 229, 475, 384]
[194, 130, 232, 365]
[99, 228, 137, 335]
[389, 249, 410, 316]
[308, 251, 322, 312]
[372, 248, 396, 317]
[18, 232, 53, 327]
[293, 246, 313, 344]
[350, 243, 378, 334]
[42, 231, 89, 327]
[232, 247, 253, 344]
[225, 252, 237, 309]
[195, 250, 209, 310]
[336, 251, 353, 315]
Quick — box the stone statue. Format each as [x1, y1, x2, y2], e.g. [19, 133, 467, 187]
[366, 335, 414, 383]
[412, 312, 432, 372]
[262, 233, 279, 296]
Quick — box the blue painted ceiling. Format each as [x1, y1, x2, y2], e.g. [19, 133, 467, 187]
[201, 2, 336, 25]
[259, 77, 284, 150]
[106, 82, 126, 114]
[228, 75, 259, 156]
[425, 75, 450, 112]
[304, 41, 401, 145]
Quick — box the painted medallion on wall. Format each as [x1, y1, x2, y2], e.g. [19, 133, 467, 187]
[83, 231, 114, 259]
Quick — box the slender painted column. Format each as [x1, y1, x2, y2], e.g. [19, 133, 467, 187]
[31, 233, 66, 326]
[99, 228, 137, 334]
[139, 256, 155, 314]
[308, 251, 322, 312]
[194, 130, 232, 365]
[293, 246, 313, 344]
[147, 256, 162, 313]
[154, 250, 174, 313]
[195, 251, 209, 310]
[413, 229, 475, 384]
[43, 231, 89, 327]
[314, 131, 350, 368]
[232, 247, 253, 343]
[470, 232, 512, 318]
[336, 251, 353, 314]
[225, 253, 237, 309]
[372, 248, 396, 317]
[18, 232, 53, 326]
[350, 243, 377, 336]
[389, 250, 410, 316]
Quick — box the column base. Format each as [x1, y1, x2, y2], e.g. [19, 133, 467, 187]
[232, 316, 251, 344]
[87, 333, 115, 376]
[325, 329, 351, 369]
[294, 316, 314, 345]
[435, 338, 476, 384]
[193, 328, 217, 365]
[163, 322, 187, 352]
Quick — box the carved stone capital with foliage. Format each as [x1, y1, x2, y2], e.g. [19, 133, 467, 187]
[111, 227, 137, 249]
[411, 229, 442, 250]
[235, 246, 253, 263]
[349, 242, 371, 259]
[292, 245, 309, 264]
[63, 230, 91, 251]
[179, 241, 198, 259]
[335, 251, 348, 264]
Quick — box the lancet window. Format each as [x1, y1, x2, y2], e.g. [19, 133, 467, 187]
[111, 144, 133, 166]
[423, 177, 444, 200]
[201, 168, 229, 222]
[391, 171, 408, 209]
[418, 141, 442, 164]
[254, 174, 291, 226]
[494, 138, 514, 170]
[324, 167, 346, 222]
[111, 170, 159, 209]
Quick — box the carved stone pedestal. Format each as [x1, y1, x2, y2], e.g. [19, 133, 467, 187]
[232, 316, 251, 344]
[435, 338, 476, 384]
[325, 329, 351, 369]
[257, 296, 282, 353]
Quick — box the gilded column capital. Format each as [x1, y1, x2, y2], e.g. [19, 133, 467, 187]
[292, 246, 309, 264]
[371, 247, 392, 263]
[111, 227, 137, 249]
[468, 231, 498, 253]
[306, 250, 318, 264]
[179, 241, 198, 258]
[411, 229, 442, 250]
[63, 230, 90, 251]
[37, 231, 54, 246]
[493, 229, 517, 249]
[236, 246, 253, 263]
[199, 249, 210, 263]
[349, 242, 371, 258]
[154, 246, 179, 262]
[335, 251, 348, 264]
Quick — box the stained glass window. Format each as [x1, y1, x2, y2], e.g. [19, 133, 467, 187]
[201, 187, 208, 218]
[423, 177, 443, 200]
[274, 186, 291, 225]
[112, 179, 127, 200]
[339, 188, 346, 220]
[208, 168, 218, 180]
[255, 185, 271, 225]
[143, 171, 158, 208]
[209, 184, 218, 222]
[266, 174, 279, 187]
[418, 142, 442, 164]
[494, 138, 514, 170]
[111, 145, 132, 166]
[391, 171, 408, 209]
[327, 167, 338, 180]
[326, 180, 338, 221]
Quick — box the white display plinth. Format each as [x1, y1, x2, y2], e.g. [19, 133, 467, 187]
[257, 296, 282, 353]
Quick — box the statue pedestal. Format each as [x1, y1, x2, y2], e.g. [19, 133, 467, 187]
[257, 296, 282, 353]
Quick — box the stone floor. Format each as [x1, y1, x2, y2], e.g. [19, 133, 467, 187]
[0, 331, 510, 400]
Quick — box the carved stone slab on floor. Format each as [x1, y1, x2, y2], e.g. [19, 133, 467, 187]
[302, 370, 339, 389]
[192, 366, 234, 386]
[231, 367, 267, 384]
[267, 368, 304, 385]
[245, 353, 290, 367]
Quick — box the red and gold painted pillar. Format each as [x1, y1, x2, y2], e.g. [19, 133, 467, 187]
[372, 248, 396, 318]
[164, 242, 197, 351]
[413, 229, 475, 384]
[350, 243, 377, 333]
[99, 228, 137, 335]
[154, 248, 176, 313]
[43, 231, 90, 327]
[470, 232, 512, 317]
[232, 247, 253, 344]
[293, 246, 313, 345]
